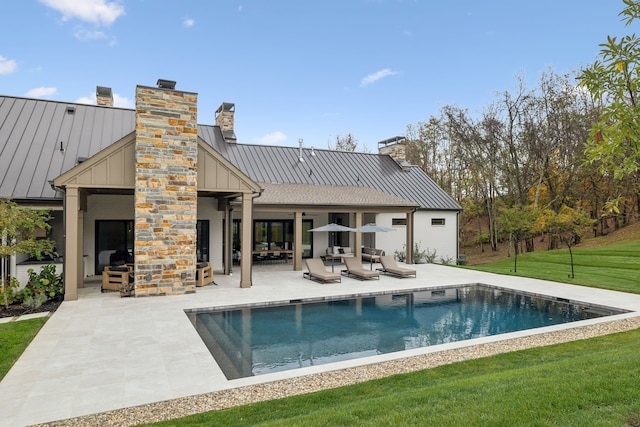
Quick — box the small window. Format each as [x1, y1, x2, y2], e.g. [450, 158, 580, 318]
[431, 218, 445, 226]
[392, 218, 407, 226]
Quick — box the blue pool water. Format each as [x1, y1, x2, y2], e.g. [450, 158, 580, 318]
[187, 285, 625, 380]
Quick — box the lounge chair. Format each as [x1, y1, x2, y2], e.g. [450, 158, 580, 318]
[303, 258, 342, 283]
[342, 257, 380, 280]
[379, 255, 416, 278]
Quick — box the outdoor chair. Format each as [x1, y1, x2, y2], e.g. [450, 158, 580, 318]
[379, 255, 417, 278]
[102, 265, 134, 295]
[196, 262, 213, 287]
[342, 257, 380, 280]
[303, 258, 342, 283]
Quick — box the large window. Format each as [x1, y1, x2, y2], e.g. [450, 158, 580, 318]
[231, 219, 313, 257]
[196, 220, 209, 262]
[95, 220, 134, 273]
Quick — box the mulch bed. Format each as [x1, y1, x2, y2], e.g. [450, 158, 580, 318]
[0, 299, 62, 319]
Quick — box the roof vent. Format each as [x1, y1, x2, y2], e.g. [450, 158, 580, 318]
[66, 106, 76, 114]
[157, 79, 176, 89]
[77, 157, 88, 164]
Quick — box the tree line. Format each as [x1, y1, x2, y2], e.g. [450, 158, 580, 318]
[369, 1, 640, 254]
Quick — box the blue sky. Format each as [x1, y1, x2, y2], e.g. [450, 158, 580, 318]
[0, 0, 630, 152]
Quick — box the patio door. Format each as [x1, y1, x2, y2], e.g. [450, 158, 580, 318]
[95, 220, 134, 273]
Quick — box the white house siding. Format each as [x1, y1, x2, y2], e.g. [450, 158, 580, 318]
[375, 211, 458, 264]
[84, 195, 135, 277]
[197, 199, 224, 271]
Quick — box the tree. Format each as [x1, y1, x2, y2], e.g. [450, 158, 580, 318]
[539, 206, 594, 279]
[0, 199, 56, 309]
[330, 133, 366, 152]
[497, 206, 538, 273]
[577, 0, 640, 214]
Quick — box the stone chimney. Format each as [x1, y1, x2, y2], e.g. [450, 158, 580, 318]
[96, 86, 113, 107]
[134, 79, 198, 296]
[378, 136, 410, 171]
[215, 102, 237, 143]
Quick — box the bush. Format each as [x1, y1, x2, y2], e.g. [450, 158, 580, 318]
[18, 264, 63, 310]
[0, 277, 20, 306]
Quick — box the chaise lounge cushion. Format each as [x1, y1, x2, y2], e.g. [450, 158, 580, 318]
[342, 257, 380, 280]
[304, 258, 341, 283]
[379, 255, 416, 278]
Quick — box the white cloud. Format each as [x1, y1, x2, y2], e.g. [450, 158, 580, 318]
[183, 18, 195, 28]
[73, 26, 107, 41]
[75, 96, 95, 105]
[0, 55, 17, 75]
[38, 0, 125, 26]
[25, 87, 58, 98]
[360, 68, 399, 87]
[75, 92, 133, 108]
[254, 131, 287, 145]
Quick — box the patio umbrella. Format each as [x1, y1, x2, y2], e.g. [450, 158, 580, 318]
[309, 223, 356, 272]
[356, 223, 396, 269]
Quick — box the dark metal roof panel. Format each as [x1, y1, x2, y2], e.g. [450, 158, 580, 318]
[0, 95, 135, 200]
[198, 124, 461, 211]
[0, 95, 459, 210]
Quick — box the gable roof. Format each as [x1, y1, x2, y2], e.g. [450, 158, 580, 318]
[198, 125, 461, 210]
[0, 95, 134, 200]
[0, 94, 461, 211]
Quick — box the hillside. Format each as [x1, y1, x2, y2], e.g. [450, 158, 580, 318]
[464, 221, 640, 266]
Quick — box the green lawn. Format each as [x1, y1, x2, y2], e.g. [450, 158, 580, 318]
[0, 317, 47, 380]
[143, 329, 640, 426]
[467, 242, 640, 294]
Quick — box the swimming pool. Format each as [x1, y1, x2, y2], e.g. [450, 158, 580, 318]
[187, 284, 627, 380]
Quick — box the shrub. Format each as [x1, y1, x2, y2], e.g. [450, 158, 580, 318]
[0, 277, 20, 306]
[18, 264, 63, 309]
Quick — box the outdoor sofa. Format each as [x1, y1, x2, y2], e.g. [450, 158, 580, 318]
[361, 247, 385, 263]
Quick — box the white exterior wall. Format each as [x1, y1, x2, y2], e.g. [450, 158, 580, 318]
[197, 198, 224, 272]
[375, 210, 458, 264]
[83, 195, 225, 276]
[84, 195, 135, 277]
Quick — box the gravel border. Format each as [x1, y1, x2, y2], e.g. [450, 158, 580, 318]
[34, 316, 640, 427]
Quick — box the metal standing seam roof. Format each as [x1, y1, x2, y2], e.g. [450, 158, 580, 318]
[198, 125, 462, 211]
[0, 95, 135, 200]
[0, 94, 461, 211]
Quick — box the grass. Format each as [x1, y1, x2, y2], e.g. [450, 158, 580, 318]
[0, 317, 48, 380]
[143, 330, 640, 426]
[467, 242, 640, 294]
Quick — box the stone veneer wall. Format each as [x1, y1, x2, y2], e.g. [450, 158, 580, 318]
[134, 85, 198, 296]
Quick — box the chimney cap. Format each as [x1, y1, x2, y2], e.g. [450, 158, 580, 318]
[378, 136, 405, 147]
[96, 86, 112, 97]
[157, 79, 176, 89]
[216, 102, 235, 115]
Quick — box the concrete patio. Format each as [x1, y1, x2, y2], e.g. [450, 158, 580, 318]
[1, 262, 640, 427]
